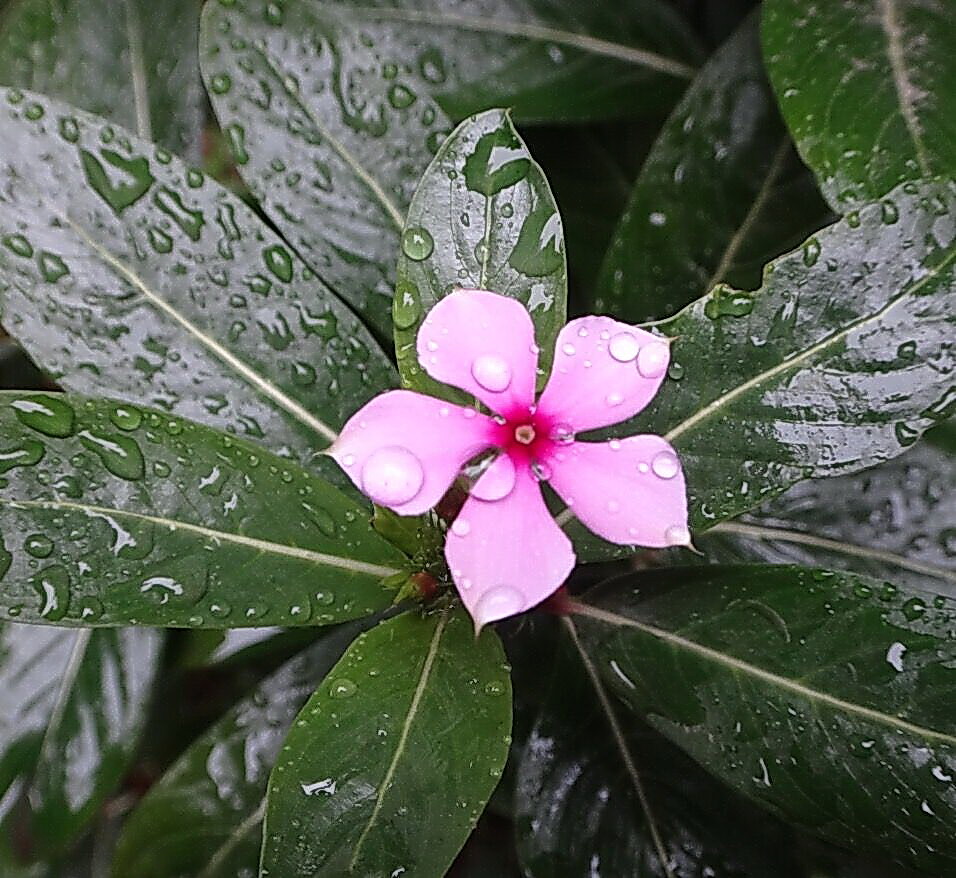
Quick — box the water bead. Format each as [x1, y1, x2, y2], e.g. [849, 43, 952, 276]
[637, 341, 668, 378]
[608, 332, 640, 363]
[665, 524, 691, 545]
[451, 518, 471, 537]
[472, 455, 516, 501]
[360, 446, 424, 506]
[651, 450, 680, 479]
[471, 354, 512, 393]
[473, 586, 525, 624]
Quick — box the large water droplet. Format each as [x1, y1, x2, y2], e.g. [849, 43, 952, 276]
[79, 429, 145, 480]
[0, 439, 44, 473]
[549, 423, 574, 445]
[665, 525, 691, 545]
[530, 460, 552, 481]
[637, 342, 668, 378]
[361, 446, 424, 506]
[401, 226, 434, 261]
[472, 455, 516, 501]
[609, 332, 640, 362]
[109, 404, 142, 431]
[31, 565, 70, 621]
[11, 395, 75, 437]
[471, 355, 512, 393]
[330, 678, 357, 698]
[451, 518, 471, 537]
[24, 533, 54, 559]
[651, 451, 680, 479]
[473, 586, 525, 625]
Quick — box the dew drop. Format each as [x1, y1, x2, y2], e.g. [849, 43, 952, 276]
[11, 395, 75, 438]
[79, 429, 145, 480]
[472, 455, 516, 501]
[24, 533, 54, 559]
[360, 446, 424, 506]
[665, 525, 691, 545]
[561, 342, 576, 356]
[530, 460, 552, 482]
[451, 518, 471, 537]
[549, 423, 574, 445]
[651, 451, 680, 480]
[605, 392, 623, 407]
[31, 565, 70, 621]
[637, 342, 668, 378]
[109, 405, 142, 431]
[330, 678, 357, 698]
[609, 332, 640, 363]
[401, 226, 434, 261]
[471, 355, 512, 393]
[473, 586, 525, 624]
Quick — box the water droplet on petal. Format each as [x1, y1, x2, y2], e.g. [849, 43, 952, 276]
[651, 451, 680, 479]
[472, 455, 516, 501]
[561, 342, 576, 356]
[665, 524, 691, 545]
[637, 342, 668, 378]
[471, 355, 512, 393]
[451, 518, 471, 537]
[606, 392, 623, 407]
[530, 460, 552, 481]
[609, 332, 640, 362]
[473, 586, 525, 625]
[549, 423, 575, 444]
[361, 447, 424, 506]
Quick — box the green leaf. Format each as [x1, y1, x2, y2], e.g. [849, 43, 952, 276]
[394, 109, 567, 396]
[0, 392, 405, 627]
[200, 0, 451, 340]
[573, 565, 956, 873]
[0, 88, 395, 464]
[514, 615, 806, 878]
[596, 14, 833, 322]
[562, 177, 954, 553]
[113, 624, 364, 878]
[261, 608, 512, 877]
[0, 0, 203, 159]
[0, 623, 161, 854]
[704, 438, 956, 597]
[762, 0, 956, 213]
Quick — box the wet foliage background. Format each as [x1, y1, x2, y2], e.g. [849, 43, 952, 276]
[0, 0, 952, 875]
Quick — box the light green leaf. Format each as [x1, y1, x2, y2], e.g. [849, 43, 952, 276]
[0, 623, 161, 854]
[0, 88, 395, 464]
[261, 608, 512, 877]
[394, 109, 566, 396]
[0, 0, 203, 159]
[113, 624, 364, 878]
[574, 564, 956, 873]
[596, 14, 832, 322]
[0, 392, 405, 627]
[762, 0, 956, 212]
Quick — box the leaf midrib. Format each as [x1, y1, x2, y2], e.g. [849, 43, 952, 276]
[348, 612, 448, 871]
[571, 600, 956, 746]
[325, 5, 697, 78]
[664, 240, 956, 443]
[0, 497, 401, 578]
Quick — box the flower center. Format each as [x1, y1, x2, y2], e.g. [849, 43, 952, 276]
[514, 424, 536, 445]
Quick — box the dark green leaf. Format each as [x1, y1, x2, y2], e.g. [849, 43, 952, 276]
[561, 177, 954, 553]
[200, 0, 451, 340]
[394, 109, 566, 395]
[574, 565, 956, 873]
[0, 392, 405, 627]
[261, 608, 512, 877]
[596, 14, 833, 322]
[704, 439, 956, 597]
[0, 623, 161, 854]
[0, 0, 203, 159]
[762, 0, 956, 212]
[0, 88, 395, 464]
[514, 614, 806, 878]
[113, 624, 364, 878]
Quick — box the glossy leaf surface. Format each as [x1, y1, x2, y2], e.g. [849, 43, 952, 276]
[200, 0, 450, 339]
[395, 109, 566, 395]
[0, 624, 161, 853]
[575, 565, 956, 873]
[113, 624, 363, 878]
[0, 393, 405, 627]
[597, 15, 832, 322]
[0, 89, 394, 463]
[563, 178, 954, 556]
[762, 0, 956, 212]
[514, 616, 805, 878]
[0, 0, 203, 159]
[261, 608, 512, 877]
[705, 438, 956, 597]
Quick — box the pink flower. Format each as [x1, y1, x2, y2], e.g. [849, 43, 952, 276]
[330, 289, 689, 629]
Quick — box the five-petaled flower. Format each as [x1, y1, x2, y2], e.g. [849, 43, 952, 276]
[329, 289, 689, 629]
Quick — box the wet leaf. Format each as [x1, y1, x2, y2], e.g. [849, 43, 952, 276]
[0, 623, 161, 855]
[597, 14, 833, 322]
[762, 0, 956, 212]
[513, 615, 806, 878]
[574, 564, 956, 873]
[0, 392, 406, 627]
[261, 608, 512, 878]
[395, 109, 566, 396]
[704, 438, 956, 597]
[0, 0, 203, 160]
[563, 177, 955, 554]
[0, 88, 395, 465]
[113, 624, 363, 878]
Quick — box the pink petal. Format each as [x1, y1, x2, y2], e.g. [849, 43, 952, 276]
[417, 289, 538, 417]
[545, 436, 689, 547]
[536, 316, 671, 432]
[328, 390, 496, 515]
[446, 466, 574, 628]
